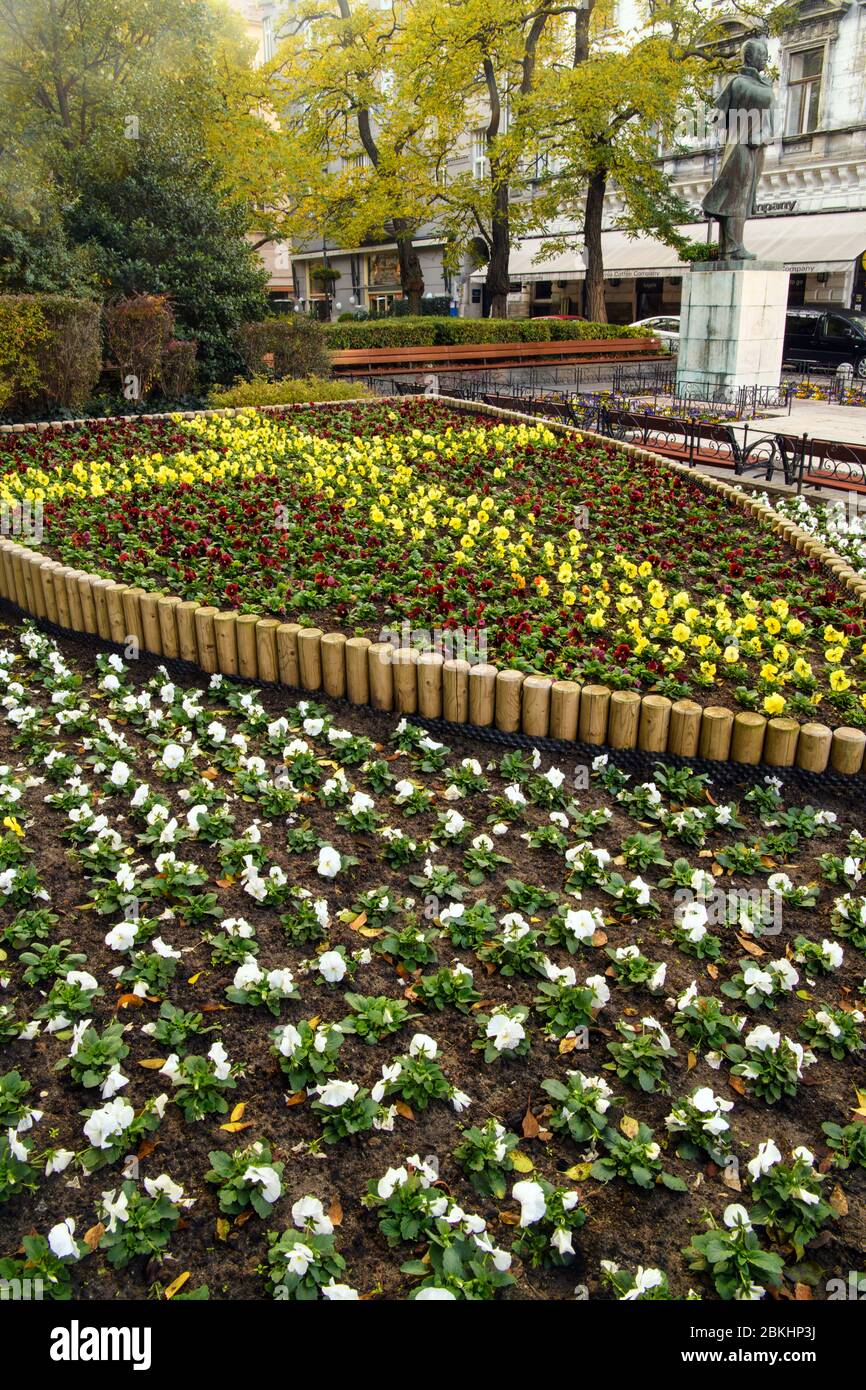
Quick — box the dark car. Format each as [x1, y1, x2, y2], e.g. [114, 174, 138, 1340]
[783, 307, 866, 378]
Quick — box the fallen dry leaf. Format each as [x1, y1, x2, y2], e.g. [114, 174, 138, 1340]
[83, 1222, 105, 1251]
[163, 1271, 190, 1300]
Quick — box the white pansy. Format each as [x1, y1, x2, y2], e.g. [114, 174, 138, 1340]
[317, 845, 341, 879]
[512, 1179, 547, 1226]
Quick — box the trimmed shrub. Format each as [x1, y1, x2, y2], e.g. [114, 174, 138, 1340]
[207, 375, 371, 408]
[158, 339, 199, 400]
[105, 294, 174, 400]
[235, 318, 331, 379]
[0, 296, 48, 414]
[545, 320, 652, 341]
[325, 317, 438, 350]
[326, 316, 650, 350]
[34, 296, 101, 411]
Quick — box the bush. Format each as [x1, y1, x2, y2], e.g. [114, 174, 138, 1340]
[325, 317, 438, 350]
[325, 316, 649, 349]
[0, 296, 48, 414]
[158, 339, 199, 400]
[207, 376, 371, 408]
[33, 296, 101, 410]
[235, 318, 331, 380]
[545, 320, 652, 341]
[105, 294, 174, 400]
[0, 294, 102, 415]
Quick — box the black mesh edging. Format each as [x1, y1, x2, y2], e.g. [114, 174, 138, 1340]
[2, 599, 862, 804]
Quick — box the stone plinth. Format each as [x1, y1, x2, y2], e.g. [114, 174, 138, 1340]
[676, 260, 790, 399]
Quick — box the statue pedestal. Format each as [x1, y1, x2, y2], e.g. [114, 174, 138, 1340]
[675, 261, 790, 401]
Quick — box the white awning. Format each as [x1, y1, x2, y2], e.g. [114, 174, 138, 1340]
[491, 210, 866, 281]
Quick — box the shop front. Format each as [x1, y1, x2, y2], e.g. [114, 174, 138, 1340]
[494, 210, 866, 324]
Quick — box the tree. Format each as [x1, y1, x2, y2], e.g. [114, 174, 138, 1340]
[408, 0, 582, 318]
[534, 1, 798, 320]
[64, 136, 270, 383]
[267, 0, 456, 314]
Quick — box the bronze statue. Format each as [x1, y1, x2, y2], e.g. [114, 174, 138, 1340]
[702, 38, 774, 261]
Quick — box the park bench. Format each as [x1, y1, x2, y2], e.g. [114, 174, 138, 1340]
[330, 336, 662, 376]
[773, 434, 866, 492]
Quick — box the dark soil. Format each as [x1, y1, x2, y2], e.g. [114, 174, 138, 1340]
[0, 616, 864, 1302]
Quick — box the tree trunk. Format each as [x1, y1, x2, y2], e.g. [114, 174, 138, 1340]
[393, 220, 424, 315]
[583, 170, 607, 323]
[485, 178, 510, 319]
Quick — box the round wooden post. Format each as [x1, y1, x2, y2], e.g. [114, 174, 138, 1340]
[37, 561, 58, 624]
[175, 601, 200, 664]
[235, 613, 260, 679]
[63, 569, 85, 631]
[53, 567, 73, 629]
[276, 623, 301, 687]
[10, 550, 28, 610]
[578, 684, 610, 745]
[731, 712, 766, 765]
[495, 669, 524, 733]
[214, 611, 239, 677]
[830, 726, 865, 776]
[607, 690, 641, 749]
[105, 583, 129, 644]
[549, 680, 580, 741]
[638, 694, 671, 753]
[255, 619, 280, 683]
[321, 632, 347, 698]
[20, 553, 43, 618]
[668, 699, 702, 758]
[19, 551, 38, 616]
[138, 592, 163, 655]
[346, 637, 371, 704]
[297, 627, 323, 691]
[795, 722, 832, 774]
[91, 578, 111, 640]
[34, 559, 55, 622]
[468, 663, 497, 727]
[392, 648, 419, 714]
[0, 543, 13, 602]
[417, 651, 444, 718]
[521, 675, 552, 738]
[157, 596, 181, 659]
[762, 717, 799, 767]
[76, 574, 99, 636]
[443, 659, 470, 722]
[194, 606, 219, 674]
[698, 706, 734, 761]
[121, 587, 145, 648]
[367, 642, 394, 710]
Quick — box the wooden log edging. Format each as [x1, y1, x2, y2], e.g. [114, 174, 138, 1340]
[0, 398, 863, 776]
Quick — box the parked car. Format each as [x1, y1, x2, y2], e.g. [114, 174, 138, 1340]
[783, 308, 866, 378]
[630, 315, 680, 351]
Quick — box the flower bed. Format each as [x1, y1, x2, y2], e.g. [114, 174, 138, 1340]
[0, 619, 863, 1301]
[0, 398, 864, 726]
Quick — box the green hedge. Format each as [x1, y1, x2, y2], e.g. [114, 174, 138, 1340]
[325, 316, 652, 349]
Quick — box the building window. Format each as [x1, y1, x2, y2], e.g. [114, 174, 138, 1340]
[351, 151, 372, 171]
[261, 15, 275, 63]
[471, 129, 487, 181]
[785, 47, 822, 136]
